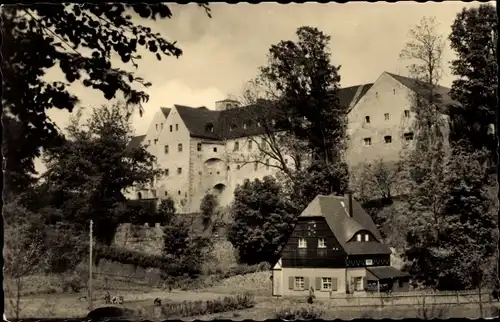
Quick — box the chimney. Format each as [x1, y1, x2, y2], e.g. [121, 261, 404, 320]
[348, 193, 353, 217]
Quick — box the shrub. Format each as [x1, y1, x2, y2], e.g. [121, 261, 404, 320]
[160, 293, 255, 318]
[275, 306, 324, 320]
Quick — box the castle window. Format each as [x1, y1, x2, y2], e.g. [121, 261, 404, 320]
[197, 143, 202, 152]
[213, 147, 218, 152]
[164, 145, 169, 154]
[248, 141, 252, 150]
[170, 125, 173, 132]
[236, 165, 241, 170]
[318, 238, 326, 248]
[175, 124, 179, 131]
[178, 143, 183, 152]
[161, 123, 164, 130]
[404, 132, 414, 141]
[177, 167, 182, 174]
[227, 166, 230, 170]
[234, 141, 239, 151]
[155, 124, 158, 131]
[154, 139, 158, 145]
[178, 190, 181, 195]
[298, 238, 307, 248]
[165, 169, 169, 176]
[384, 136, 392, 144]
[364, 138, 372, 146]
[164, 191, 168, 196]
[404, 110, 410, 118]
[357, 234, 362, 242]
[384, 113, 389, 120]
[365, 116, 370, 123]
[254, 162, 258, 171]
[206, 123, 214, 133]
[137, 192, 142, 200]
[393, 89, 396, 95]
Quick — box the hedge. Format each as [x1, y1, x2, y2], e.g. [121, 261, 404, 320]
[93, 244, 200, 276]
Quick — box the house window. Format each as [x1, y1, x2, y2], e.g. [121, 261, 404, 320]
[257, 122, 261, 127]
[384, 136, 392, 144]
[318, 238, 326, 248]
[398, 279, 404, 288]
[404, 110, 410, 118]
[254, 162, 258, 171]
[227, 166, 230, 170]
[197, 143, 202, 152]
[164, 191, 168, 196]
[175, 124, 179, 131]
[236, 165, 240, 170]
[234, 141, 239, 151]
[357, 234, 362, 242]
[266, 159, 270, 170]
[206, 123, 214, 133]
[178, 190, 181, 195]
[404, 132, 414, 141]
[365, 259, 373, 266]
[285, 158, 288, 164]
[384, 113, 389, 120]
[364, 138, 372, 146]
[165, 169, 169, 176]
[170, 125, 173, 132]
[298, 238, 307, 248]
[294, 277, 305, 290]
[154, 139, 158, 145]
[355, 277, 363, 291]
[178, 143, 183, 152]
[161, 123, 164, 130]
[393, 89, 396, 95]
[248, 141, 252, 150]
[177, 167, 182, 175]
[365, 116, 370, 123]
[148, 140, 151, 146]
[155, 124, 158, 131]
[137, 192, 142, 200]
[365, 234, 369, 242]
[376, 92, 379, 98]
[322, 277, 332, 291]
[164, 145, 169, 154]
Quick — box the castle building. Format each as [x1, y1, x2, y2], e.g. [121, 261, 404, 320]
[124, 72, 456, 212]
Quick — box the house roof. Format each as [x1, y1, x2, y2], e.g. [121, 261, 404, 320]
[386, 72, 459, 112]
[299, 195, 392, 255]
[367, 266, 409, 280]
[125, 134, 146, 152]
[160, 107, 172, 118]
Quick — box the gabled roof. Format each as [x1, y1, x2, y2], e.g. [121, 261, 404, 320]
[171, 84, 372, 140]
[386, 72, 459, 112]
[367, 266, 409, 280]
[125, 134, 146, 152]
[160, 107, 172, 118]
[299, 195, 391, 255]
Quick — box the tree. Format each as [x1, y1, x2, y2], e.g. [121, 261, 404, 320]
[42, 102, 164, 244]
[200, 193, 218, 229]
[437, 146, 496, 291]
[157, 196, 176, 225]
[229, 26, 349, 212]
[1, 3, 211, 196]
[448, 4, 497, 160]
[398, 16, 449, 288]
[228, 176, 296, 265]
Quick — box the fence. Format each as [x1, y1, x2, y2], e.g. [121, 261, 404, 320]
[325, 289, 496, 308]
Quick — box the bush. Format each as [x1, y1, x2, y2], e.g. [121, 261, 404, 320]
[160, 293, 255, 318]
[275, 306, 324, 320]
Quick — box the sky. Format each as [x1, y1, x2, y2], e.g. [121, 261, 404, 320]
[35, 1, 491, 173]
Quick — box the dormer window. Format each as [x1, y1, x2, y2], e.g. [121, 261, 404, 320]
[206, 123, 214, 133]
[365, 234, 369, 242]
[357, 234, 362, 242]
[318, 238, 326, 248]
[365, 116, 370, 123]
[298, 238, 307, 248]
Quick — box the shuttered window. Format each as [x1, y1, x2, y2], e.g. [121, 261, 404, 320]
[289, 276, 308, 290]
